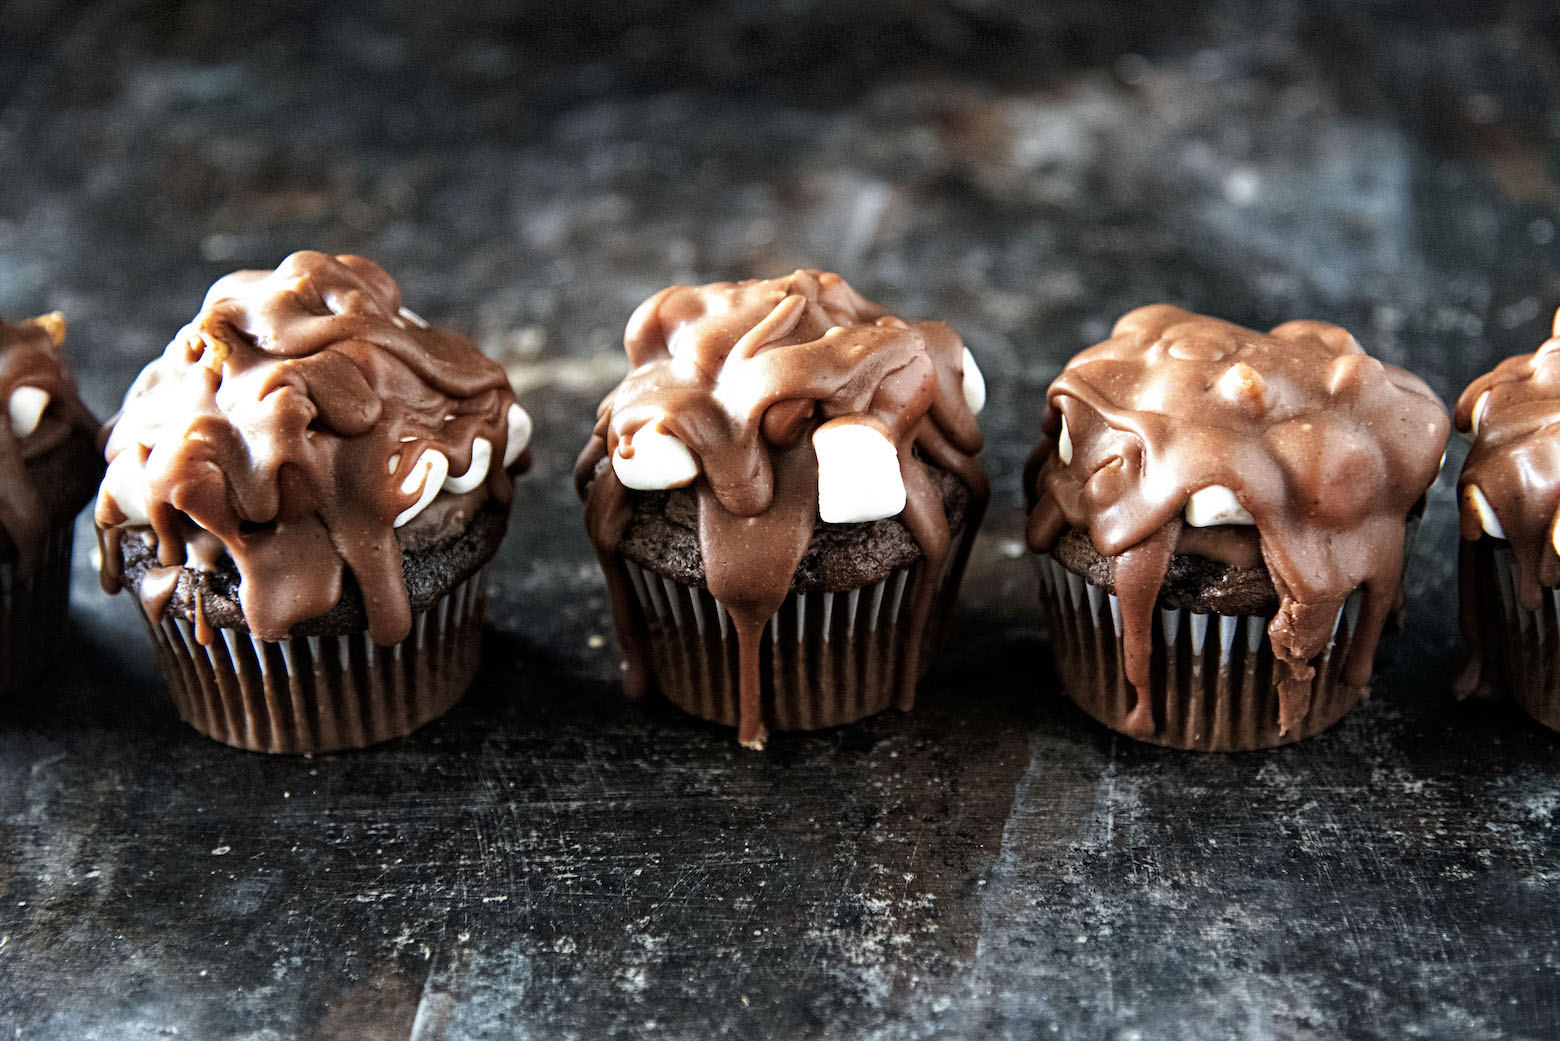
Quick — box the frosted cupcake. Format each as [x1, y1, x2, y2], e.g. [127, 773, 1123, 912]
[1026, 305, 1448, 750]
[576, 270, 988, 749]
[0, 312, 101, 692]
[1454, 310, 1560, 729]
[95, 252, 531, 752]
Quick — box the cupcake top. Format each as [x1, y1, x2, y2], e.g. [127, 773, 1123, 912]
[95, 251, 531, 645]
[0, 312, 99, 571]
[1027, 305, 1448, 731]
[1456, 309, 1560, 605]
[576, 269, 987, 746]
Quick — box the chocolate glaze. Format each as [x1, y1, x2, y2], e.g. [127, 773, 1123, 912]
[575, 270, 987, 749]
[0, 313, 99, 573]
[1454, 309, 1560, 697]
[95, 252, 525, 645]
[1027, 305, 1448, 738]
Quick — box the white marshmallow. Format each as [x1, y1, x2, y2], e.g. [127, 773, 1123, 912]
[444, 438, 492, 494]
[612, 423, 700, 491]
[101, 449, 151, 526]
[1058, 416, 1073, 465]
[813, 420, 906, 524]
[1184, 485, 1256, 527]
[1467, 484, 1505, 539]
[503, 403, 532, 467]
[397, 306, 430, 329]
[395, 449, 450, 527]
[1471, 390, 1491, 437]
[961, 347, 986, 416]
[8, 386, 49, 439]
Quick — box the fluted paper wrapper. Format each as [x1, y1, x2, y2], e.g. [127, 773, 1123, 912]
[1037, 554, 1367, 750]
[624, 528, 973, 732]
[0, 520, 76, 694]
[1467, 540, 1560, 732]
[140, 569, 487, 754]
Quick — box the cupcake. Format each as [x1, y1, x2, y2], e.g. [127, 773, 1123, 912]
[1026, 305, 1448, 750]
[94, 251, 532, 753]
[1454, 310, 1560, 729]
[576, 270, 988, 749]
[0, 312, 101, 692]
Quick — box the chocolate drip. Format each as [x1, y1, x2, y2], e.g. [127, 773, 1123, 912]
[96, 252, 522, 644]
[1028, 305, 1447, 736]
[1453, 310, 1560, 696]
[0, 313, 99, 573]
[576, 270, 986, 747]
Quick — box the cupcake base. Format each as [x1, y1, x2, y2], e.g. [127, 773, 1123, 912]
[623, 524, 973, 733]
[140, 568, 487, 754]
[0, 519, 77, 694]
[1463, 539, 1560, 732]
[1037, 554, 1368, 750]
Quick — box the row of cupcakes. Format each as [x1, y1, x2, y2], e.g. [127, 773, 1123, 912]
[0, 253, 1550, 753]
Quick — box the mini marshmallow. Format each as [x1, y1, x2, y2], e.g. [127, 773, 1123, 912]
[962, 347, 986, 416]
[814, 420, 906, 524]
[397, 306, 430, 329]
[1058, 416, 1073, 465]
[8, 386, 49, 439]
[1467, 484, 1505, 540]
[503, 403, 532, 468]
[1184, 485, 1256, 527]
[101, 449, 151, 526]
[395, 449, 450, 527]
[612, 423, 700, 491]
[444, 437, 492, 494]
[1470, 390, 1491, 437]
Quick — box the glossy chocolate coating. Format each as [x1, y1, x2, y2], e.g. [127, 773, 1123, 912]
[0, 312, 99, 573]
[95, 252, 523, 645]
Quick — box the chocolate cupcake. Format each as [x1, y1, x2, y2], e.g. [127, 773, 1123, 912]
[576, 270, 988, 749]
[1026, 305, 1448, 750]
[0, 312, 101, 692]
[1454, 311, 1560, 730]
[95, 252, 532, 753]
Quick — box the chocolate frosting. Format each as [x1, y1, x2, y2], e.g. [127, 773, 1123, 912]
[575, 270, 987, 748]
[1027, 305, 1448, 737]
[1453, 309, 1560, 696]
[95, 251, 527, 645]
[0, 312, 99, 572]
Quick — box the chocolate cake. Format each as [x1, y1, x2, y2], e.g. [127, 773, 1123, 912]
[94, 251, 532, 752]
[1454, 308, 1560, 730]
[0, 312, 101, 692]
[576, 269, 989, 749]
[1027, 304, 1448, 750]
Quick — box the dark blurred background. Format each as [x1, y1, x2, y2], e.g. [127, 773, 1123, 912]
[3, 2, 1560, 1039]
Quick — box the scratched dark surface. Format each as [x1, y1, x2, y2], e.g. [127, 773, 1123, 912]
[1, 1, 1559, 1038]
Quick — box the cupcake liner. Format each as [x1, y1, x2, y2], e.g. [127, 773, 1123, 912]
[1036, 554, 1367, 750]
[623, 526, 972, 732]
[140, 568, 488, 754]
[1470, 540, 1560, 731]
[0, 519, 77, 694]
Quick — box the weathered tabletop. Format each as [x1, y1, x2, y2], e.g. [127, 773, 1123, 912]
[2, 2, 1560, 1038]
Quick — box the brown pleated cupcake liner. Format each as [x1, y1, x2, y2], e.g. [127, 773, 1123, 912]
[140, 568, 488, 754]
[624, 529, 971, 733]
[0, 520, 77, 694]
[1036, 554, 1368, 750]
[1471, 540, 1560, 732]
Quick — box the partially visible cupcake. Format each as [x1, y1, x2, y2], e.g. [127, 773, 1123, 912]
[576, 270, 988, 749]
[0, 312, 101, 692]
[95, 251, 532, 753]
[1026, 305, 1448, 750]
[1454, 311, 1560, 729]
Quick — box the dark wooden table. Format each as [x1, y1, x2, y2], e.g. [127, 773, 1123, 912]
[2, 2, 1559, 1037]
